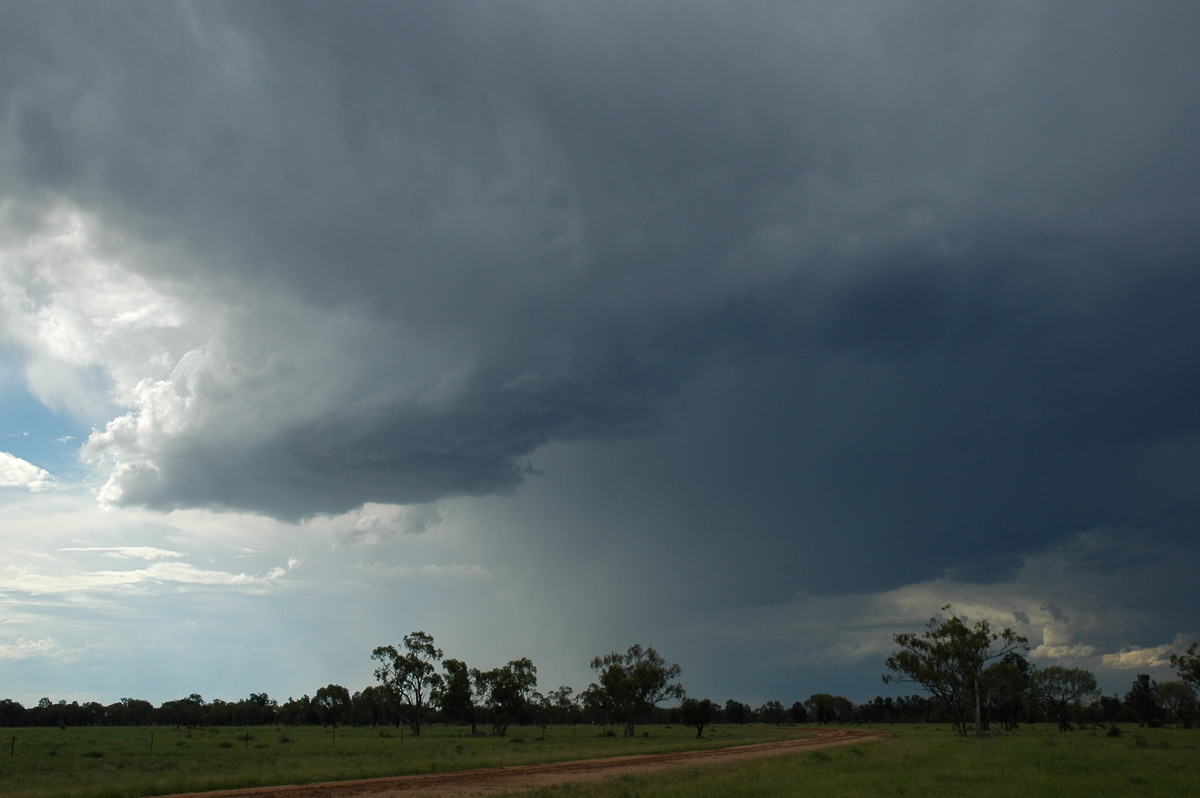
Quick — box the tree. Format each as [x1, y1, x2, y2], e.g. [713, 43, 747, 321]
[1153, 681, 1197, 728]
[371, 631, 444, 736]
[1096, 694, 1123, 723]
[579, 683, 611, 727]
[804, 693, 852, 725]
[351, 685, 386, 728]
[119, 697, 155, 726]
[788, 701, 809, 724]
[1123, 674, 1163, 726]
[979, 653, 1030, 731]
[0, 699, 25, 727]
[160, 693, 205, 727]
[1169, 642, 1200, 692]
[277, 695, 314, 726]
[546, 685, 578, 725]
[720, 699, 751, 724]
[588, 643, 683, 737]
[884, 605, 1029, 736]
[757, 700, 788, 725]
[438, 658, 479, 732]
[679, 698, 717, 738]
[236, 692, 278, 726]
[1030, 666, 1098, 731]
[479, 657, 538, 736]
[314, 684, 351, 726]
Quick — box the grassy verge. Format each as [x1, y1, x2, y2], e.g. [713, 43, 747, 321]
[0, 723, 808, 798]
[508, 724, 1200, 798]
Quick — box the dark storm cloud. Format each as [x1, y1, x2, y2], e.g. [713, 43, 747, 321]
[3, 0, 1199, 555]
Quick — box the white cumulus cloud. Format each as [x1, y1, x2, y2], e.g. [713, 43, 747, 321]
[0, 204, 202, 424]
[0, 451, 53, 491]
[1101, 645, 1173, 670]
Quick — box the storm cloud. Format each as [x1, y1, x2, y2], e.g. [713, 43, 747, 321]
[1, 1, 1198, 702]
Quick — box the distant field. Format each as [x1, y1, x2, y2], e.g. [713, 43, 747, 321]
[507, 724, 1200, 798]
[0, 723, 808, 798]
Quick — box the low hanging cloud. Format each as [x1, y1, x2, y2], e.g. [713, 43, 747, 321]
[353, 562, 491, 580]
[335, 503, 444, 546]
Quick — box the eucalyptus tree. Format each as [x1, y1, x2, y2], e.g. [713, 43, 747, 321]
[1123, 674, 1163, 725]
[804, 693, 853, 724]
[1169, 642, 1200, 692]
[479, 657, 538, 736]
[884, 605, 1028, 736]
[679, 697, 717, 738]
[314, 684, 351, 726]
[1030, 665, 1098, 731]
[980, 653, 1031, 731]
[757, 700, 788, 725]
[438, 658, 480, 732]
[588, 643, 684, 737]
[545, 685, 578, 725]
[1153, 681, 1197, 728]
[351, 685, 386, 727]
[371, 630, 444, 736]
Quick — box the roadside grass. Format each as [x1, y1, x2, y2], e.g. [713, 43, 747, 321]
[510, 724, 1200, 798]
[0, 723, 808, 798]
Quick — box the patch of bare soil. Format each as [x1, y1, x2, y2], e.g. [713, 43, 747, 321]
[155, 728, 891, 798]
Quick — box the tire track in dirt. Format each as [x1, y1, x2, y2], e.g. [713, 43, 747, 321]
[155, 728, 891, 798]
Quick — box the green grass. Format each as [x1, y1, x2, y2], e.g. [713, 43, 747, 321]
[506, 724, 1200, 798]
[0, 724, 806, 797]
[2, 724, 1197, 797]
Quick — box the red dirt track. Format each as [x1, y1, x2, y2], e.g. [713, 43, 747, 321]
[156, 728, 890, 798]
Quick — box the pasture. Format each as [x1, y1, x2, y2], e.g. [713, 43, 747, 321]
[0, 723, 1196, 797]
[0, 723, 802, 798]
[513, 724, 1200, 798]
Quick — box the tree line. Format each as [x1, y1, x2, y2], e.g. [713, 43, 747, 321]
[0, 634, 867, 732]
[883, 605, 1200, 734]
[0, 638, 687, 733]
[2, 619, 1197, 733]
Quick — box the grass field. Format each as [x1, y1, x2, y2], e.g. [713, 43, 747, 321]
[0, 723, 1196, 797]
[0, 723, 804, 798]
[509, 724, 1200, 798]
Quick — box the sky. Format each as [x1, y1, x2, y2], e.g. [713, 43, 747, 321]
[1, 0, 1199, 709]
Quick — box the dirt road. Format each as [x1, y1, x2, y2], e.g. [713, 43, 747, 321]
[157, 728, 890, 798]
